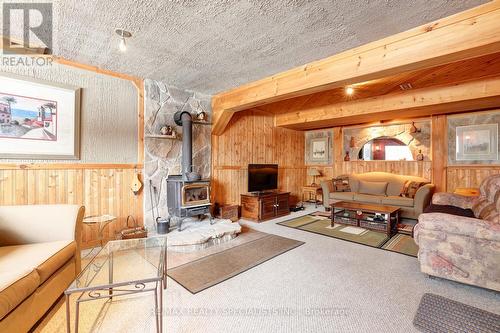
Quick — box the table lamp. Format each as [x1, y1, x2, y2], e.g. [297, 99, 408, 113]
[308, 168, 321, 186]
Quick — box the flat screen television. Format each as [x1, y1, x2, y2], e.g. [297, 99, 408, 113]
[248, 164, 278, 192]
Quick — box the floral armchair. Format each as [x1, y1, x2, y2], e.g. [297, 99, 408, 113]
[414, 174, 500, 291]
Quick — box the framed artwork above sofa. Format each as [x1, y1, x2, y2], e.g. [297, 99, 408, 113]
[456, 124, 498, 161]
[448, 110, 500, 165]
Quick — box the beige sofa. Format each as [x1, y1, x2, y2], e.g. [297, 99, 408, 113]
[321, 172, 434, 219]
[0, 205, 84, 332]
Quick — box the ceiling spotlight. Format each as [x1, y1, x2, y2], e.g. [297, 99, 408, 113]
[399, 82, 413, 91]
[345, 87, 354, 95]
[115, 29, 132, 52]
[119, 38, 126, 52]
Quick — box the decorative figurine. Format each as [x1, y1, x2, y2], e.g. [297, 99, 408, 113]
[349, 136, 356, 148]
[416, 149, 424, 161]
[160, 125, 174, 136]
[344, 151, 350, 161]
[196, 111, 207, 122]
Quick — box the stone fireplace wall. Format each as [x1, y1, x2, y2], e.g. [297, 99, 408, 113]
[144, 79, 212, 228]
[343, 120, 431, 161]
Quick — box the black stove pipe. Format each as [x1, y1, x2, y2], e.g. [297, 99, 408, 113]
[174, 111, 192, 180]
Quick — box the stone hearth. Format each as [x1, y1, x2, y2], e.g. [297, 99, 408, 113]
[166, 219, 242, 252]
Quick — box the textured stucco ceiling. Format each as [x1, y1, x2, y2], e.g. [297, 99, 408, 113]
[47, 0, 489, 94]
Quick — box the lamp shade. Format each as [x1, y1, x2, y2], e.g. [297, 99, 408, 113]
[307, 168, 321, 176]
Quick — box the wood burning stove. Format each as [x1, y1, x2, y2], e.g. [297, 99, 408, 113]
[166, 176, 212, 230]
[167, 111, 213, 231]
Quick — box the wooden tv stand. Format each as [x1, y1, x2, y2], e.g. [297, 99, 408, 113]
[241, 191, 290, 222]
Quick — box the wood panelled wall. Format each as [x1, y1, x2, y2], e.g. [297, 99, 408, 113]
[0, 59, 144, 249]
[0, 165, 143, 248]
[212, 109, 305, 205]
[212, 111, 500, 205]
[431, 112, 500, 192]
[447, 166, 500, 192]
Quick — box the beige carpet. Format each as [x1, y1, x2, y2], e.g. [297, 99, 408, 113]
[34, 269, 158, 333]
[33, 227, 275, 332]
[32, 208, 500, 333]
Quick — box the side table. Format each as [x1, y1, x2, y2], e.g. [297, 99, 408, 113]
[83, 215, 116, 249]
[454, 188, 480, 197]
[302, 185, 323, 208]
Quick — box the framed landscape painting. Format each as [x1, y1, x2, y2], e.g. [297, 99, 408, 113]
[456, 124, 498, 161]
[0, 73, 81, 159]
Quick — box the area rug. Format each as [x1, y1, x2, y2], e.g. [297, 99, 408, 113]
[381, 233, 419, 256]
[311, 211, 418, 236]
[167, 233, 304, 294]
[277, 214, 418, 257]
[413, 293, 500, 333]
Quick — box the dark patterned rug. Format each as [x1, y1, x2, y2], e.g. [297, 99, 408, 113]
[413, 293, 500, 333]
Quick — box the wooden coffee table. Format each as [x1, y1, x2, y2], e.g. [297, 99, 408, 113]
[331, 201, 400, 236]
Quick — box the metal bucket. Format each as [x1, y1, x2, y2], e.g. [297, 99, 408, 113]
[156, 217, 170, 234]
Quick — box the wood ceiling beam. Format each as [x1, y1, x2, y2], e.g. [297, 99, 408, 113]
[274, 77, 500, 130]
[0, 35, 50, 54]
[212, 1, 500, 135]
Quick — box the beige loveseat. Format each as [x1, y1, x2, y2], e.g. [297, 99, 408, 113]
[321, 172, 434, 219]
[0, 205, 84, 332]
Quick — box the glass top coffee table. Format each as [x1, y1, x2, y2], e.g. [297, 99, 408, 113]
[65, 237, 166, 333]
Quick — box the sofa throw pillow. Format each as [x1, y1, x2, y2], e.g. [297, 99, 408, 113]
[484, 212, 500, 223]
[400, 181, 429, 199]
[333, 175, 350, 192]
[471, 198, 488, 218]
[471, 198, 500, 222]
[358, 180, 388, 196]
[478, 203, 497, 221]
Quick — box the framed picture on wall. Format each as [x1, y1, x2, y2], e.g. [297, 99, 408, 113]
[0, 73, 81, 159]
[310, 137, 329, 162]
[456, 124, 498, 161]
